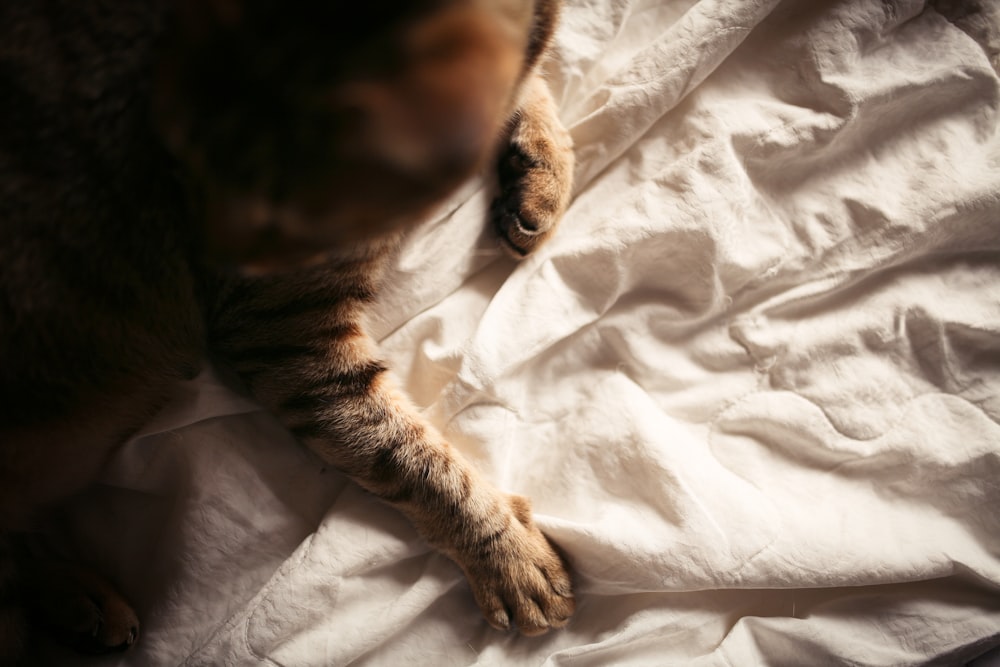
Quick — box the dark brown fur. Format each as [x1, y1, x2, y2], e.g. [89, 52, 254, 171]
[0, 0, 574, 660]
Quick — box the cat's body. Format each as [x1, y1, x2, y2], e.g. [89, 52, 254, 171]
[0, 0, 574, 660]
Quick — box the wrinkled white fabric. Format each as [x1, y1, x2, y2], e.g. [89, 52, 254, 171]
[50, 1, 1000, 665]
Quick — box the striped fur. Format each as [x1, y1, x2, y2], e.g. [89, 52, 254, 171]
[210, 229, 575, 635]
[0, 0, 575, 659]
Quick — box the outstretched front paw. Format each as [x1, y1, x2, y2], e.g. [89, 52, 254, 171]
[460, 495, 574, 636]
[492, 76, 573, 257]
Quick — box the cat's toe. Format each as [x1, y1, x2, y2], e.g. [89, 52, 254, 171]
[517, 554, 576, 635]
[63, 596, 139, 655]
[75, 594, 139, 654]
[491, 194, 548, 257]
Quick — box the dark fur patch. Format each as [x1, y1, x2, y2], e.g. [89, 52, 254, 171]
[279, 360, 388, 414]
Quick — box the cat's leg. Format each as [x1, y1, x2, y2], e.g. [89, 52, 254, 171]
[0, 400, 162, 660]
[212, 290, 575, 634]
[492, 73, 574, 256]
[0, 281, 201, 660]
[0, 428, 139, 661]
[300, 369, 574, 635]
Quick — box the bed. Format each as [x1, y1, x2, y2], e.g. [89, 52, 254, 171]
[49, 0, 1000, 665]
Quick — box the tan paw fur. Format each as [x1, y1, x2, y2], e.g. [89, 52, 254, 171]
[493, 74, 574, 257]
[460, 495, 574, 635]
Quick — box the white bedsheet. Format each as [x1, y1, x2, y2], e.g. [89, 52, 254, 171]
[51, 0, 1000, 665]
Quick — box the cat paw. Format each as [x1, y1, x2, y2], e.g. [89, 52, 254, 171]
[26, 563, 139, 654]
[462, 495, 574, 635]
[491, 133, 573, 257]
[491, 75, 573, 258]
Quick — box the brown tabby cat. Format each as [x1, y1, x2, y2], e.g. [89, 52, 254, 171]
[0, 0, 574, 661]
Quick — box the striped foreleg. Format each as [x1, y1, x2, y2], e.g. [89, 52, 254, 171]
[220, 322, 575, 634]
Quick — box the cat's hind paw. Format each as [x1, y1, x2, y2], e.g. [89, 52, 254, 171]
[26, 562, 139, 654]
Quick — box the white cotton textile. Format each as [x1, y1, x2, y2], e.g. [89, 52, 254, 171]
[51, 1, 1000, 665]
